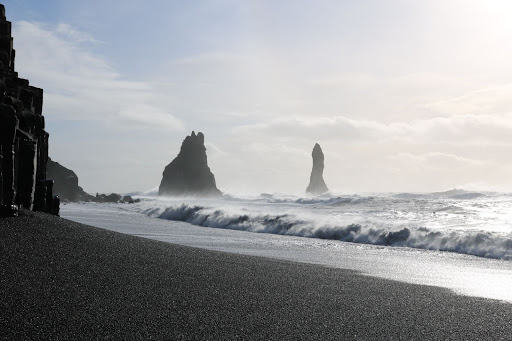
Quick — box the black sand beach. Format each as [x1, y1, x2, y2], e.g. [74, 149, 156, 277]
[1, 210, 511, 340]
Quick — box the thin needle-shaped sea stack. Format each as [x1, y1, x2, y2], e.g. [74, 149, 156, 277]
[306, 143, 329, 195]
[159, 131, 221, 197]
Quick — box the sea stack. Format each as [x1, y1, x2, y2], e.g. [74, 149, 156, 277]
[306, 143, 329, 195]
[159, 131, 221, 197]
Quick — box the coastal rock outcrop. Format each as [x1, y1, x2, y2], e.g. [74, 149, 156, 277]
[93, 193, 121, 203]
[306, 143, 329, 195]
[90, 193, 139, 203]
[122, 195, 135, 204]
[0, 4, 57, 216]
[159, 131, 221, 197]
[47, 158, 93, 202]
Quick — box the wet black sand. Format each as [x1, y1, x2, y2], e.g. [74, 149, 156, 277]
[1, 210, 511, 340]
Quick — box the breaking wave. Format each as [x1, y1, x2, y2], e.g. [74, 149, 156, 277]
[139, 203, 512, 260]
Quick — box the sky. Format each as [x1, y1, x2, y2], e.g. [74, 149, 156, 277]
[5, 0, 512, 195]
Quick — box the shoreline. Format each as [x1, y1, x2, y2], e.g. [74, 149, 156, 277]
[1, 210, 511, 340]
[62, 201, 512, 303]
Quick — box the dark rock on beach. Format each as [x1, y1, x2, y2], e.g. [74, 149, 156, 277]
[306, 143, 329, 195]
[159, 131, 221, 197]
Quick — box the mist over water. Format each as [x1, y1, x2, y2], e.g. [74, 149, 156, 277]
[123, 190, 512, 260]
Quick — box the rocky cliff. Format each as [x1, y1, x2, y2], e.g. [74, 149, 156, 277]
[47, 158, 93, 202]
[306, 143, 329, 195]
[0, 4, 57, 216]
[159, 131, 221, 197]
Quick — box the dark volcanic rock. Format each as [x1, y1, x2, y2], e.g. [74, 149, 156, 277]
[93, 193, 121, 203]
[159, 131, 221, 197]
[47, 158, 92, 202]
[0, 4, 57, 215]
[16, 138, 37, 209]
[306, 143, 329, 195]
[122, 195, 134, 204]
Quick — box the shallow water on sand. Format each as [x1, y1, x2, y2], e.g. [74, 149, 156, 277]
[62, 201, 512, 303]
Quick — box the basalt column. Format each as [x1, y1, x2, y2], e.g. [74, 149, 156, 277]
[0, 102, 17, 209]
[0, 4, 55, 216]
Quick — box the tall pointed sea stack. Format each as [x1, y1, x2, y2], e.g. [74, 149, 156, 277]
[159, 131, 221, 197]
[306, 143, 329, 195]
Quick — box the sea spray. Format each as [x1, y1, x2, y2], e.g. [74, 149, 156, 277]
[130, 192, 512, 260]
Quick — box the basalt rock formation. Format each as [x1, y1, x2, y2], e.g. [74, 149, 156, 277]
[47, 158, 93, 202]
[306, 143, 329, 195]
[159, 131, 221, 197]
[0, 4, 57, 216]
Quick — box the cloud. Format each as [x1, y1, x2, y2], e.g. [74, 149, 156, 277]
[388, 152, 484, 172]
[55, 23, 104, 44]
[13, 21, 184, 131]
[424, 84, 512, 116]
[116, 104, 184, 131]
[235, 113, 512, 146]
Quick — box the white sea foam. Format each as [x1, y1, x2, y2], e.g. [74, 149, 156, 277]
[121, 192, 512, 260]
[61, 200, 512, 302]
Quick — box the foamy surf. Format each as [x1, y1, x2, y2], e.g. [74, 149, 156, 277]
[61, 199, 512, 302]
[120, 191, 512, 261]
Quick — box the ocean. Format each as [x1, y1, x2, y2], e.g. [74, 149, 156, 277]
[61, 189, 512, 302]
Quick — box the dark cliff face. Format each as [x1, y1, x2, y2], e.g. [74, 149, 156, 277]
[306, 143, 329, 195]
[159, 131, 222, 197]
[0, 4, 57, 215]
[47, 158, 92, 202]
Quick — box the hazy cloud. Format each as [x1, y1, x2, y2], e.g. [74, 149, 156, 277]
[13, 21, 184, 132]
[236, 114, 512, 146]
[425, 84, 512, 116]
[389, 152, 484, 171]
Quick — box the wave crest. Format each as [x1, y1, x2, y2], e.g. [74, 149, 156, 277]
[142, 204, 512, 260]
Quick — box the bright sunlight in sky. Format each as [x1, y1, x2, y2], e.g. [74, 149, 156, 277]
[5, 0, 512, 194]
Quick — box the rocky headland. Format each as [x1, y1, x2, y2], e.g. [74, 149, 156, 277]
[159, 131, 221, 197]
[47, 157, 93, 202]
